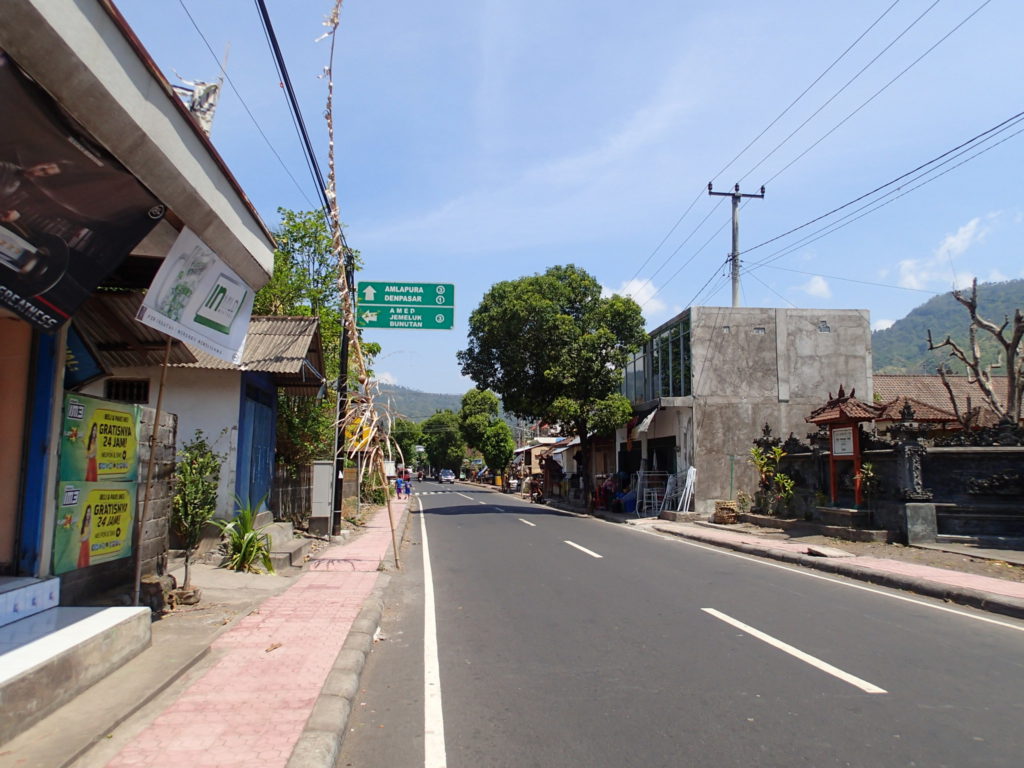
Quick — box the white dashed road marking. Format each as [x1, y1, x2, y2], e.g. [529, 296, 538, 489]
[702, 608, 886, 694]
[564, 540, 603, 559]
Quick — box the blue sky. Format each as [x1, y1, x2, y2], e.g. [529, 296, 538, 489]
[118, 0, 1024, 394]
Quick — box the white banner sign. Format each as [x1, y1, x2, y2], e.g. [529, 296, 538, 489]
[136, 228, 252, 364]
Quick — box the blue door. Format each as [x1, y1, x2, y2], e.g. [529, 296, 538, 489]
[235, 376, 275, 512]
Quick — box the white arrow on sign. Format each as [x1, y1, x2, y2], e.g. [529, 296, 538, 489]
[361, 310, 378, 323]
[362, 285, 377, 301]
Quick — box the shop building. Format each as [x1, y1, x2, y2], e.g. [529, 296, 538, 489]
[0, 0, 275, 741]
[618, 306, 872, 516]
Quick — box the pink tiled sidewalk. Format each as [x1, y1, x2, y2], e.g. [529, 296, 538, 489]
[106, 501, 405, 768]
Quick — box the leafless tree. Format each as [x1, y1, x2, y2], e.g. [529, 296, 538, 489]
[927, 278, 1024, 426]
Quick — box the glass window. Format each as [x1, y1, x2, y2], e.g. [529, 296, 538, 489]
[659, 333, 671, 397]
[682, 325, 691, 397]
[670, 326, 681, 397]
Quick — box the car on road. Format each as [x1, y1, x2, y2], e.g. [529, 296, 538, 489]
[439, 469, 455, 483]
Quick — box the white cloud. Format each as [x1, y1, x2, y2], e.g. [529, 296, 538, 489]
[376, 371, 398, 385]
[898, 217, 992, 290]
[796, 275, 831, 298]
[604, 278, 683, 324]
[872, 319, 894, 331]
[988, 268, 1009, 282]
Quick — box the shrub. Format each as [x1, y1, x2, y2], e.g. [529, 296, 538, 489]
[172, 430, 223, 590]
[213, 495, 275, 574]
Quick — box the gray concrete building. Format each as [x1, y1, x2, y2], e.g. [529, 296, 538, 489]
[618, 306, 872, 516]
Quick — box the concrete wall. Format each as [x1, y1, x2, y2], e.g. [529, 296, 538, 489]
[83, 367, 241, 516]
[687, 307, 871, 515]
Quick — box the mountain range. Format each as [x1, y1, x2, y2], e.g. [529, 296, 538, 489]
[872, 278, 1024, 374]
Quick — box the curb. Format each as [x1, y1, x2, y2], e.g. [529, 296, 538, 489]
[652, 525, 1024, 622]
[287, 503, 411, 768]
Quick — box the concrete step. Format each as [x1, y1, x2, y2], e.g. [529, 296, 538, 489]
[0, 578, 60, 629]
[264, 521, 295, 551]
[0, 605, 150, 745]
[269, 537, 312, 571]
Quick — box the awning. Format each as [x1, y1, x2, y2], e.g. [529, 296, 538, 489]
[634, 409, 657, 436]
[174, 315, 325, 395]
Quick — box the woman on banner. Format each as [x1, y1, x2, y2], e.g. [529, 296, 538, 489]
[77, 505, 93, 569]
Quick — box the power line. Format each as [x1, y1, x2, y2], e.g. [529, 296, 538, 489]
[716, 0, 905, 185]
[759, 0, 994, 187]
[755, 265, 939, 295]
[639, 213, 732, 309]
[175, 0, 320, 213]
[627, 189, 704, 282]
[746, 270, 797, 308]
[736, 0, 941, 185]
[643, 197, 726, 284]
[253, 0, 331, 218]
[741, 109, 1024, 258]
[743, 119, 1024, 273]
[629, 3, 904, 290]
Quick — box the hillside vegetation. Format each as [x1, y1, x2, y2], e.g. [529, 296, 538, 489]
[378, 384, 462, 422]
[873, 279, 1024, 373]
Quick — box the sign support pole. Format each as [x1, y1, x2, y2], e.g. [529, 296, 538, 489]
[132, 335, 172, 606]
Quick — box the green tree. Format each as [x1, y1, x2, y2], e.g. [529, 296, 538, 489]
[172, 430, 223, 591]
[458, 264, 646, 506]
[459, 388, 500, 449]
[480, 420, 515, 485]
[420, 410, 466, 472]
[390, 418, 424, 467]
[253, 208, 380, 469]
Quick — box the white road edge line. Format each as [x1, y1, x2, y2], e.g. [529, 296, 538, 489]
[420, 508, 448, 767]
[628, 525, 1024, 634]
[519, 518, 536, 527]
[564, 540, 603, 558]
[702, 608, 887, 694]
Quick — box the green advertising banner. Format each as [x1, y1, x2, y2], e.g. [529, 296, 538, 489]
[61, 393, 140, 483]
[52, 482, 137, 574]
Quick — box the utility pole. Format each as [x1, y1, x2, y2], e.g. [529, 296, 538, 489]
[332, 249, 356, 533]
[708, 182, 765, 308]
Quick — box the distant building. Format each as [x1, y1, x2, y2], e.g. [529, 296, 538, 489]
[619, 306, 872, 516]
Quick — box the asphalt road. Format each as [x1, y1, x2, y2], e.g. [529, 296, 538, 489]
[337, 482, 1024, 768]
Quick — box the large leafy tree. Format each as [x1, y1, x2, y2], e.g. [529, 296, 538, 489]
[458, 264, 646, 505]
[420, 410, 466, 472]
[254, 208, 379, 468]
[480, 420, 515, 484]
[459, 387, 500, 450]
[390, 418, 424, 467]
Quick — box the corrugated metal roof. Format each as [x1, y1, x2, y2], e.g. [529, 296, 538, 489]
[175, 315, 322, 374]
[74, 291, 197, 368]
[174, 315, 325, 394]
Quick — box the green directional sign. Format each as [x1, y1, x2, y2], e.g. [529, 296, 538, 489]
[356, 281, 456, 330]
[357, 305, 455, 330]
[357, 281, 454, 308]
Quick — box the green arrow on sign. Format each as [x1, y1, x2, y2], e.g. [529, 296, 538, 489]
[356, 305, 454, 330]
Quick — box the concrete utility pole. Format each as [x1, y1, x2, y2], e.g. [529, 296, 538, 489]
[708, 182, 765, 308]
